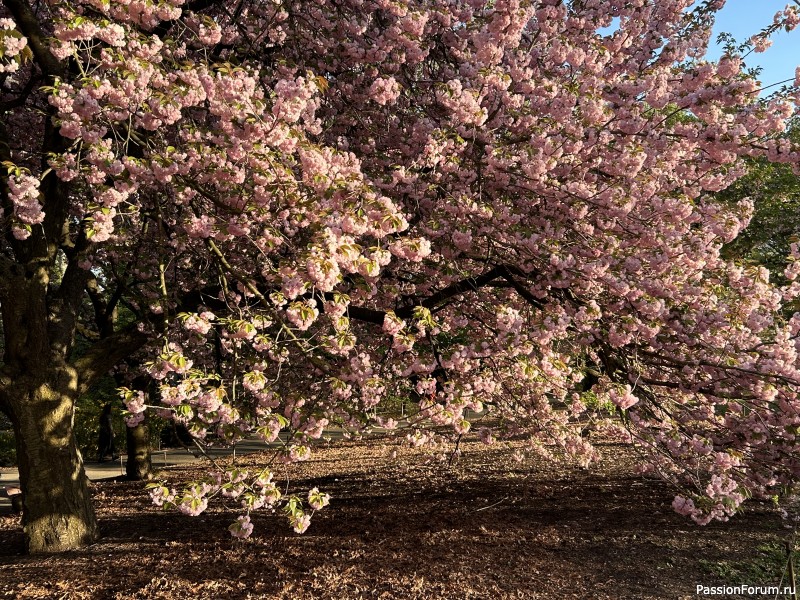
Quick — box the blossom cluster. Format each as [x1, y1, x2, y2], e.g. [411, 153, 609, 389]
[148, 468, 330, 539]
[4, 173, 43, 240]
[0, 18, 28, 73]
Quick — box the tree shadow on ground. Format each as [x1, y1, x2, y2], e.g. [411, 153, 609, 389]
[0, 440, 789, 600]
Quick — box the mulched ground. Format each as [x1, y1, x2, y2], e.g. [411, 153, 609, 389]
[0, 434, 795, 599]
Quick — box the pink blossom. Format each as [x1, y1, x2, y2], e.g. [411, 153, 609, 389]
[149, 485, 175, 507]
[7, 173, 44, 227]
[125, 413, 145, 427]
[286, 300, 319, 331]
[308, 487, 331, 510]
[672, 496, 696, 517]
[382, 311, 405, 336]
[389, 238, 432, 262]
[289, 512, 311, 534]
[228, 515, 254, 539]
[478, 428, 495, 445]
[608, 385, 639, 410]
[750, 35, 773, 52]
[368, 77, 401, 105]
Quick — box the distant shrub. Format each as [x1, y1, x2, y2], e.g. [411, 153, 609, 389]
[0, 429, 15, 467]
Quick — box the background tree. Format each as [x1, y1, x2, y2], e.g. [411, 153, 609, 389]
[720, 122, 800, 281]
[1, 0, 800, 553]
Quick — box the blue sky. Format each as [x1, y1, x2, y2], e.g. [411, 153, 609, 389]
[709, 0, 800, 90]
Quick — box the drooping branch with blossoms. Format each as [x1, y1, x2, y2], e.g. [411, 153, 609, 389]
[1, 0, 800, 551]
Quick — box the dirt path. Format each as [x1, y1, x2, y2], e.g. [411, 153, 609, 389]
[0, 436, 794, 599]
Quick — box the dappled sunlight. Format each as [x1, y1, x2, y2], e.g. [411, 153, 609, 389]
[1, 0, 800, 559]
[0, 438, 790, 598]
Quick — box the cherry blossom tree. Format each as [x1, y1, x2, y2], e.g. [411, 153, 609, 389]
[1, 0, 800, 554]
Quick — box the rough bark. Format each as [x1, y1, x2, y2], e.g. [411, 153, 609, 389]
[0, 258, 145, 552]
[0, 250, 97, 552]
[0, 0, 149, 554]
[114, 375, 153, 481]
[125, 420, 153, 481]
[9, 368, 99, 554]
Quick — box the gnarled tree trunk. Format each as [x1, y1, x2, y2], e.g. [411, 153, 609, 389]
[0, 0, 150, 554]
[126, 419, 153, 481]
[8, 367, 98, 553]
[0, 259, 147, 553]
[115, 375, 153, 481]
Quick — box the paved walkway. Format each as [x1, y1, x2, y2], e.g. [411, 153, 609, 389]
[0, 439, 275, 515]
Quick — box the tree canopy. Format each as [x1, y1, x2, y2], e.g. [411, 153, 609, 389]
[1, 0, 800, 551]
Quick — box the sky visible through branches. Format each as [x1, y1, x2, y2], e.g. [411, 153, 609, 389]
[710, 0, 799, 88]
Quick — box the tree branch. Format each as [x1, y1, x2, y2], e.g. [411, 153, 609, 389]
[72, 325, 149, 396]
[0, 71, 40, 113]
[1, 0, 65, 79]
[84, 276, 126, 338]
[345, 304, 386, 326]
[497, 265, 545, 310]
[395, 265, 506, 319]
[152, 0, 227, 37]
[313, 265, 541, 327]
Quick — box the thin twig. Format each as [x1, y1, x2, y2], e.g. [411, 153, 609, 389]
[475, 496, 509, 512]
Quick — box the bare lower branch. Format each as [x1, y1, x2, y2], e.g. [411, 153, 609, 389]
[395, 265, 505, 319]
[72, 326, 149, 396]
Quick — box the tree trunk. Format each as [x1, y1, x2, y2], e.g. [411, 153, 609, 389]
[10, 368, 99, 554]
[118, 375, 153, 481]
[126, 419, 153, 481]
